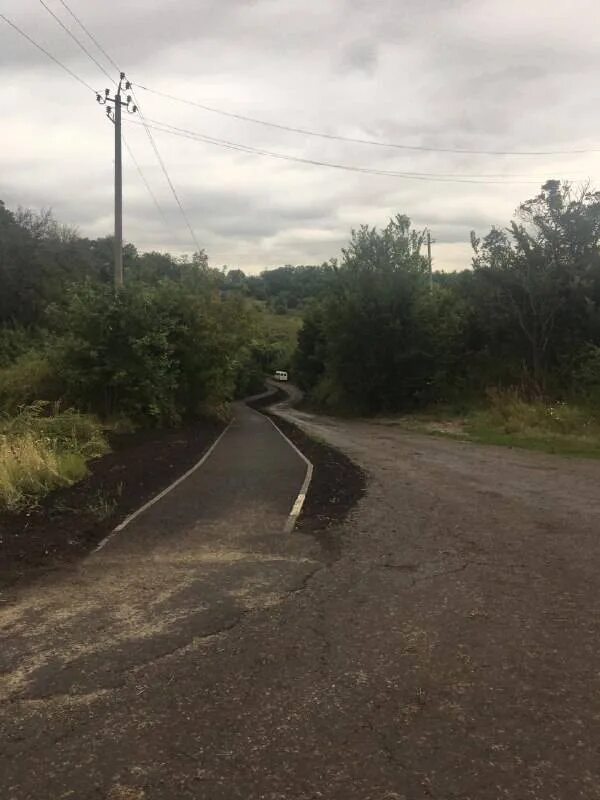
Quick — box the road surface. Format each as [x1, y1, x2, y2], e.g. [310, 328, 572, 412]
[2, 400, 600, 799]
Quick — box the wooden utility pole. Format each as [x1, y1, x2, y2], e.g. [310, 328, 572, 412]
[96, 73, 137, 288]
[426, 229, 433, 292]
[113, 93, 123, 287]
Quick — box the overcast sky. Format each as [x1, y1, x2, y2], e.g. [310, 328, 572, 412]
[3, 0, 600, 273]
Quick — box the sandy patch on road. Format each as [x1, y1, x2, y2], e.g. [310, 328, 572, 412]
[0, 546, 317, 702]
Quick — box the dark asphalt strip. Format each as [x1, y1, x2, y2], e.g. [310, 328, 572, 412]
[91, 403, 309, 558]
[246, 390, 367, 535]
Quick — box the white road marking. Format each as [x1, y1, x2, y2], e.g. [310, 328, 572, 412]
[259, 412, 314, 534]
[93, 419, 234, 553]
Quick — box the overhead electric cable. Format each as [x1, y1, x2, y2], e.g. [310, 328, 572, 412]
[133, 83, 599, 157]
[122, 134, 171, 232]
[46, 0, 200, 251]
[124, 116, 559, 186]
[129, 88, 201, 251]
[36, 0, 116, 84]
[56, 0, 121, 73]
[0, 12, 96, 92]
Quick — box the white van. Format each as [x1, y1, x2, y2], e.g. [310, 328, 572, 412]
[274, 370, 288, 382]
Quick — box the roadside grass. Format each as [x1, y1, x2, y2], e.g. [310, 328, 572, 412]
[382, 390, 600, 459]
[0, 403, 109, 510]
[466, 392, 600, 457]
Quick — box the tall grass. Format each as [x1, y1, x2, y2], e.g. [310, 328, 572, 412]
[467, 389, 600, 457]
[0, 403, 109, 510]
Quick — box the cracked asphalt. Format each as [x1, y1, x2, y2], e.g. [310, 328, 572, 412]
[3, 401, 600, 799]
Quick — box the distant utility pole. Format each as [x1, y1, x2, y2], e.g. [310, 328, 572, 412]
[426, 229, 433, 292]
[96, 73, 137, 288]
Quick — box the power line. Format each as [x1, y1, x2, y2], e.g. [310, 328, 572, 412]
[124, 116, 557, 185]
[43, 1, 201, 252]
[1, 12, 96, 92]
[122, 134, 171, 232]
[56, 0, 121, 73]
[134, 83, 600, 158]
[129, 88, 202, 251]
[2, 11, 180, 252]
[36, 0, 116, 84]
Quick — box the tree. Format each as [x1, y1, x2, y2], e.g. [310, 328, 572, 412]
[52, 281, 251, 424]
[295, 214, 466, 412]
[471, 181, 600, 389]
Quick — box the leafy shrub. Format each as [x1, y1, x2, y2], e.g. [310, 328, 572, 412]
[0, 327, 39, 367]
[50, 282, 250, 426]
[0, 350, 61, 413]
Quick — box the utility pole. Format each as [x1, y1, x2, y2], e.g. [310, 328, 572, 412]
[114, 93, 122, 287]
[426, 229, 433, 292]
[96, 73, 137, 289]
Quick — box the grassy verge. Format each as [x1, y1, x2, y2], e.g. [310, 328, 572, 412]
[381, 391, 600, 459]
[0, 403, 109, 510]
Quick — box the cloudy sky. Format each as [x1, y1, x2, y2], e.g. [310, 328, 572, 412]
[3, 0, 600, 273]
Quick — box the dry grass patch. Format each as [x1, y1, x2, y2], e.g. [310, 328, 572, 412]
[0, 403, 108, 510]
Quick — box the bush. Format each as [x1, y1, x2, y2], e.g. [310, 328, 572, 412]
[0, 327, 39, 367]
[50, 282, 250, 426]
[0, 350, 61, 413]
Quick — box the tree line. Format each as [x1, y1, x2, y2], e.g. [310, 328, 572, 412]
[293, 181, 600, 413]
[3, 179, 600, 425]
[0, 201, 296, 424]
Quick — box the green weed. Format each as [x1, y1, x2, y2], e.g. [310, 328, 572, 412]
[0, 404, 109, 510]
[390, 389, 600, 459]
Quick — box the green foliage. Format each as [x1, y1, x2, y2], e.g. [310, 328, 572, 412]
[1, 402, 109, 456]
[470, 180, 600, 389]
[573, 344, 600, 403]
[0, 404, 108, 509]
[246, 263, 337, 311]
[0, 326, 39, 367]
[0, 350, 61, 413]
[231, 306, 302, 397]
[5, 183, 600, 438]
[295, 184, 600, 415]
[51, 282, 249, 425]
[295, 215, 467, 413]
[473, 389, 597, 435]
[465, 389, 600, 458]
[395, 391, 600, 459]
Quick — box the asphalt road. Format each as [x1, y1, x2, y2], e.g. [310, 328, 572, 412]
[3, 400, 600, 799]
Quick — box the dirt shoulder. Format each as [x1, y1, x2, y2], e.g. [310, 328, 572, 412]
[0, 419, 224, 592]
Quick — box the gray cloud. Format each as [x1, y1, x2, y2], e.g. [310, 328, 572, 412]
[339, 39, 379, 75]
[2, 0, 600, 273]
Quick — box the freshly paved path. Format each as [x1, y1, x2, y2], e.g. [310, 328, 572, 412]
[3, 398, 600, 799]
[0, 402, 315, 796]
